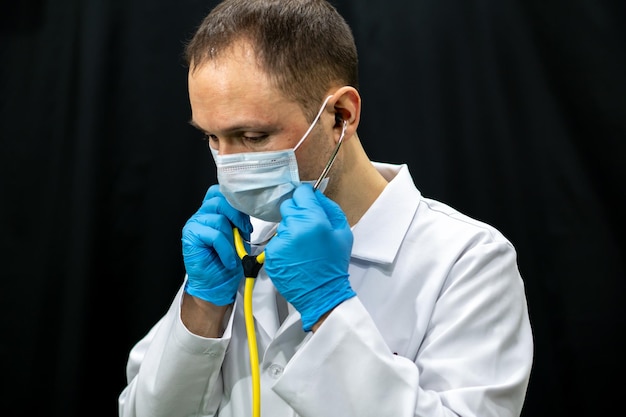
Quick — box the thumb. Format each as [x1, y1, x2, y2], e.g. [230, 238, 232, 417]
[288, 183, 325, 217]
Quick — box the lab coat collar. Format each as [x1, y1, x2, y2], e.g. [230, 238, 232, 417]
[249, 163, 420, 265]
[350, 163, 420, 265]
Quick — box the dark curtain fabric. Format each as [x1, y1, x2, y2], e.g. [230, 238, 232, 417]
[1, 0, 624, 415]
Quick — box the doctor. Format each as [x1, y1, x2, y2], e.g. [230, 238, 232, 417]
[119, 0, 533, 416]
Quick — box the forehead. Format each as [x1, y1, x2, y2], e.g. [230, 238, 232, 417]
[189, 43, 277, 104]
[188, 41, 303, 129]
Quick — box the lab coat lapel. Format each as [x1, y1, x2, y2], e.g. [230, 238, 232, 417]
[250, 269, 306, 341]
[265, 301, 308, 361]
[275, 301, 303, 337]
[251, 272, 281, 338]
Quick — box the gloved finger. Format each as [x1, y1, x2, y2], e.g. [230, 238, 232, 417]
[201, 184, 253, 234]
[202, 183, 222, 200]
[279, 183, 326, 222]
[273, 187, 312, 238]
[291, 183, 323, 209]
[314, 189, 350, 230]
[182, 217, 239, 270]
[190, 212, 236, 244]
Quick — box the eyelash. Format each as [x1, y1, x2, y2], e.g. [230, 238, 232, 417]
[201, 133, 269, 144]
[244, 134, 269, 142]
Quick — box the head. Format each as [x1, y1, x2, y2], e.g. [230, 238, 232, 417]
[185, 0, 359, 121]
[186, 0, 366, 207]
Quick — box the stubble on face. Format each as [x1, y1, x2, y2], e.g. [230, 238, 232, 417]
[188, 40, 340, 189]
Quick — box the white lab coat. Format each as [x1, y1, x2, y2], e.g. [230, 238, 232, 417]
[119, 162, 533, 417]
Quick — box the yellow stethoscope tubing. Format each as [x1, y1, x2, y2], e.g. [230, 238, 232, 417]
[228, 118, 347, 417]
[233, 227, 263, 417]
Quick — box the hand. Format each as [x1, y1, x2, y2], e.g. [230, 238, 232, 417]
[264, 184, 356, 331]
[182, 184, 252, 306]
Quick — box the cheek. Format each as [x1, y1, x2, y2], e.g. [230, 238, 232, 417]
[295, 154, 318, 181]
[296, 132, 335, 181]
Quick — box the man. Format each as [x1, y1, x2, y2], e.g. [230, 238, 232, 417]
[119, 1, 533, 416]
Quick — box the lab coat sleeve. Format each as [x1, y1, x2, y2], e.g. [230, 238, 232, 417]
[118, 283, 234, 417]
[272, 241, 533, 417]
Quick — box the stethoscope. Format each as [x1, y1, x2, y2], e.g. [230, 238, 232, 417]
[232, 119, 347, 417]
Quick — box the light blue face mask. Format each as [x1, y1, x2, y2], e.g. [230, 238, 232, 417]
[211, 95, 347, 222]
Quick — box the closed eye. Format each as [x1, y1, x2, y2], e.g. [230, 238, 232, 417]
[242, 134, 269, 143]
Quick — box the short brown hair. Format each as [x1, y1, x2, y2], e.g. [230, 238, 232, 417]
[185, 0, 359, 120]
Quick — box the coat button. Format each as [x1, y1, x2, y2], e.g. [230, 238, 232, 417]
[268, 364, 284, 378]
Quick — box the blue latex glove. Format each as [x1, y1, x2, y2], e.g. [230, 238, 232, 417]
[182, 184, 252, 306]
[264, 184, 356, 331]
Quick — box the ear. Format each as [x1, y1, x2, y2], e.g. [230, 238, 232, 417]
[330, 86, 361, 142]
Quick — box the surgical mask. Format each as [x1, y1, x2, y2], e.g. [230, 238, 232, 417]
[211, 95, 346, 222]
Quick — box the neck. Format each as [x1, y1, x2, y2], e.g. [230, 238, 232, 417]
[329, 134, 388, 226]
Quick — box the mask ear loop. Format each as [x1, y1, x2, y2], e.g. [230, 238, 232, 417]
[242, 96, 340, 247]
[293, 95, 334, 151]
[313, 119, 347, 190]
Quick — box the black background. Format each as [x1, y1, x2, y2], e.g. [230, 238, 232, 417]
[1, 0, 624, 416]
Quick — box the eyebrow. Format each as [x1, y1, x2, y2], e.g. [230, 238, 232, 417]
[188, 119, 205, 131]
[188, 119, 276, 134]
